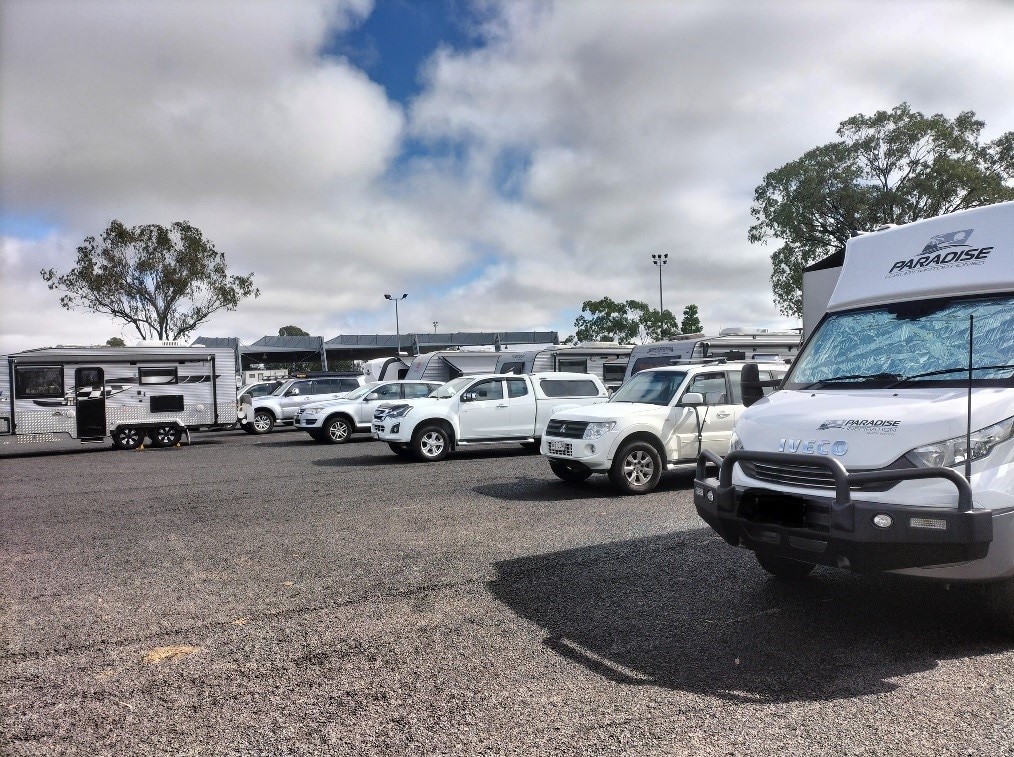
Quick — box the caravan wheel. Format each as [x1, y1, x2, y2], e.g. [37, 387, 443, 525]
[150, 425, 182, 448]
[111, 427, 143, 450]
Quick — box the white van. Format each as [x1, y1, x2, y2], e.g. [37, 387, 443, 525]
[693, 202, 1014, 626]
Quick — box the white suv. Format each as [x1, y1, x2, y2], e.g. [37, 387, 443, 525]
[541, 360, 787, 494]
[294, 380, 443, 443]
[240, 374, 366, 434]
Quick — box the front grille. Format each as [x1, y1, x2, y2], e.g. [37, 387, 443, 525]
[546, 420, 589, 439]
[740, 460, 906, 492]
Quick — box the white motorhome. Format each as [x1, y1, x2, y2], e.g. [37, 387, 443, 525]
[403, 350, 502, 383]
[622, 329, 800, 383]
[495, 343, 633, 393]
[0, 345, 238, 449]
[693, 202, 1014, 625]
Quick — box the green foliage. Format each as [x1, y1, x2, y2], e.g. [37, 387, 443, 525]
[41, 219, 259, 341]
[680, 304, 702, 335]
[279, 325, 310, 337]
[750, 103, 1014, 319]
[573, 297, 696, 343]
[105, 336, 126, 347]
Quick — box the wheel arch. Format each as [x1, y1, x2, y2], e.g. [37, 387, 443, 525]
[414, 417, 456, 450]
[612, 430, 666, 463]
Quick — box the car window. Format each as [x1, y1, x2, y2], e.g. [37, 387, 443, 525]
[540, 378, 602, 398]
[404, 383, 434, 399]
[469, 379, 503, 401]
[507, 378, 529, 398]
[371, 383, 401, 399]
[293, 380, 313, 394]
[684, 373, 728, 405]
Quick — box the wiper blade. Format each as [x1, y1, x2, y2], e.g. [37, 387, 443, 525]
[802, 372, 901, 390]
[886, 363, 1014, 387]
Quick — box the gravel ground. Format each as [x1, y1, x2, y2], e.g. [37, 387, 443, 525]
[1, 428, 1013, 756]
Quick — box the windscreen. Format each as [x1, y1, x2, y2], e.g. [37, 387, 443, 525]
[609, 370, 687, 405]
[787, 295, 1014, 389]
[429, 377, 472, 399]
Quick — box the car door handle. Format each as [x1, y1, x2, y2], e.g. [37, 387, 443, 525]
[497, 404, 509, 409]
[715, 411, 731, 419]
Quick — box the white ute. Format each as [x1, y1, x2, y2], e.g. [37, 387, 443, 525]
[372, 372, 609, 462]
[542, 360, 786, 494]
[693, 202, 1014, 627]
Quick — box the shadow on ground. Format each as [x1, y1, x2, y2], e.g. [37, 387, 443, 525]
[488, 529, 1011, 702]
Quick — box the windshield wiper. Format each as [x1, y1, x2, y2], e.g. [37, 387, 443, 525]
[801, 372, 901, 390]
[886, 363, 1014, 387]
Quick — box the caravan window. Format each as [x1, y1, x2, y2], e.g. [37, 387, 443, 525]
[557, 357, 588, 373]
[14, 366, 64, 398]
[498, 361, 525, 375]
[603, 363, 627, 385]
[139, 367, 178, 385]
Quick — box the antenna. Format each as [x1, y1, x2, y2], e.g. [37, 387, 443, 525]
[965, 314, 974, 482]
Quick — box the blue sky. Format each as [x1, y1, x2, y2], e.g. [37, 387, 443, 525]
[2, 0, 1014, 353]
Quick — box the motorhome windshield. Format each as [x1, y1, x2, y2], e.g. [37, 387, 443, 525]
[787, 295, 1014, 389]
[430, 377, 472, 399]
[610, 370, 687, 405]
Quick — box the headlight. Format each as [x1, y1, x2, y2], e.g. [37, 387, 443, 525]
[302, 405, 323, 414]
[729, 430, 743, 451]
[386, 405, 413, 419]
[907, 415, 1014, 468]
[582, 421, 616, 440]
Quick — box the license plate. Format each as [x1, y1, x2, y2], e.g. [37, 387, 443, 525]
[547, 441, 571, 456]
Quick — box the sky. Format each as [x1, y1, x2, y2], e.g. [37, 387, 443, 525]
[2, 0, 1014, 353]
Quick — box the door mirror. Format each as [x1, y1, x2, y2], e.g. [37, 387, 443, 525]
[286, 388, 300, 396]
[366, 392, 380, 401]
[461, 391, 476, 402]
[681, 392, 704, 406]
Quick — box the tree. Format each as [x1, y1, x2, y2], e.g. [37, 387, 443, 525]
[680, 304, 702, 335]
[105, 336, 126, 347]
[279, 325, 310, 337]
[41, 220, 259, 341]
[750, 103, 1014, 319]
[573, 297, 695, 343]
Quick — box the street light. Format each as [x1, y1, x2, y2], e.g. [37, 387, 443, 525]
[651, 253, 668, 313]
[384, 293, 408, 354]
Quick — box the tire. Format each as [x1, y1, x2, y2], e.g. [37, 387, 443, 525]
[307, 430, 326, 442]
[388, 443, 412, 457]
[251, 410, 275, 434]
[520, 440, 540, 453]
[322, 415, 353, 444]
[111, 426, 143, 450]
[412, 425, 450, 462]
[608, 441, 662, 494]
[241, 422, 258, 435]
[149, 424, 182, 448]
[755, 551, 816, 579]
[549, 459, 592, 483]
[987, 578, 1014, 634]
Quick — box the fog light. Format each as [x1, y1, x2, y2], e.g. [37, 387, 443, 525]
[392, 423, 400, 434]
[587, 444, 596, 455]
[706, 490, 715, 502]
[872, 513, 893, 529]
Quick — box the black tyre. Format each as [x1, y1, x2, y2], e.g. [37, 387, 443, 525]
[149, 424, 182, 448]
[322, 415, 353, 444]
[111, 426, 143, 450]
[987, 578, 1014, 634]
[755, 551, 816, 579]
[520, 440, 540, 453]
[412, 425, 450, 462]
[388, 443, 412, 457]
[549, 459, 592, 483]
[241, 422, 258, 435]
[608, 441, 662, 494]
[251, 410, 275, 434]
[307, 430, 326, 442]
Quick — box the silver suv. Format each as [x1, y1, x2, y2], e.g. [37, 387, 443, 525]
[240, 374, 366, 434]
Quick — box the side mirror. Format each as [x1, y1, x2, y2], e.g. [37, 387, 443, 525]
[461, 392, 476, 402]
[740, 362, 779, 407]
[681, 392, 704, 406]
[286, 388, 300, 396]
[366, 393, 380, 401]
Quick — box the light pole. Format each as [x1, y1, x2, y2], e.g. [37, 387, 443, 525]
[384, 293, 408, 354]
[651, 253, 668, 313]
[433, 321, 438, 333]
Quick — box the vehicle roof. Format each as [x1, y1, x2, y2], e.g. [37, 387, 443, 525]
[637, 360, 788, 374]
[459, 371, 606, 382]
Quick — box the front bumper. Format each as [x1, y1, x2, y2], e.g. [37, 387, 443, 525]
[693, 450, 995, 573]
[372, 421, 410, 443]
[294, 412, 323, 430]
[541, 434, 614, 471]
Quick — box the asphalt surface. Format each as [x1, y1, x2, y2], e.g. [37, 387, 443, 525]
[2, 428, 1013, 756]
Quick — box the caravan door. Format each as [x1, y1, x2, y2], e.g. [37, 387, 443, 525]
[75, 367, 107, 439]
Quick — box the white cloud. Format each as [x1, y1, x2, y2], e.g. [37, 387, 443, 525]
[2, 0, 1013, 353]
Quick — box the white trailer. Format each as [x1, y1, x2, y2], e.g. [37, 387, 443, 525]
[403, 350, 502, 383]
[361, 356, 410, 383]
[623, 329, 800, 383]
[0, 345, 238, 449]
[693, 201, 1014, 626]
[495, 343, 633, 392]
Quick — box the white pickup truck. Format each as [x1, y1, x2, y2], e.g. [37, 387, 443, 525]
[542, 360, 787, 494]
[372, 372, 609, 461]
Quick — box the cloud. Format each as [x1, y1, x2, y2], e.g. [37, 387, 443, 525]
[2, 0, 1013, 353]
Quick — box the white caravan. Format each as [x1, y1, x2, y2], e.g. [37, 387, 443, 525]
[361, 356, 410, 383]
[693, 202, 1014, 625]
[404, 350, 502, 383]
[0, 345, 238, 449]
[622, 329, 800, 383]
[495, 343, 633, 393]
